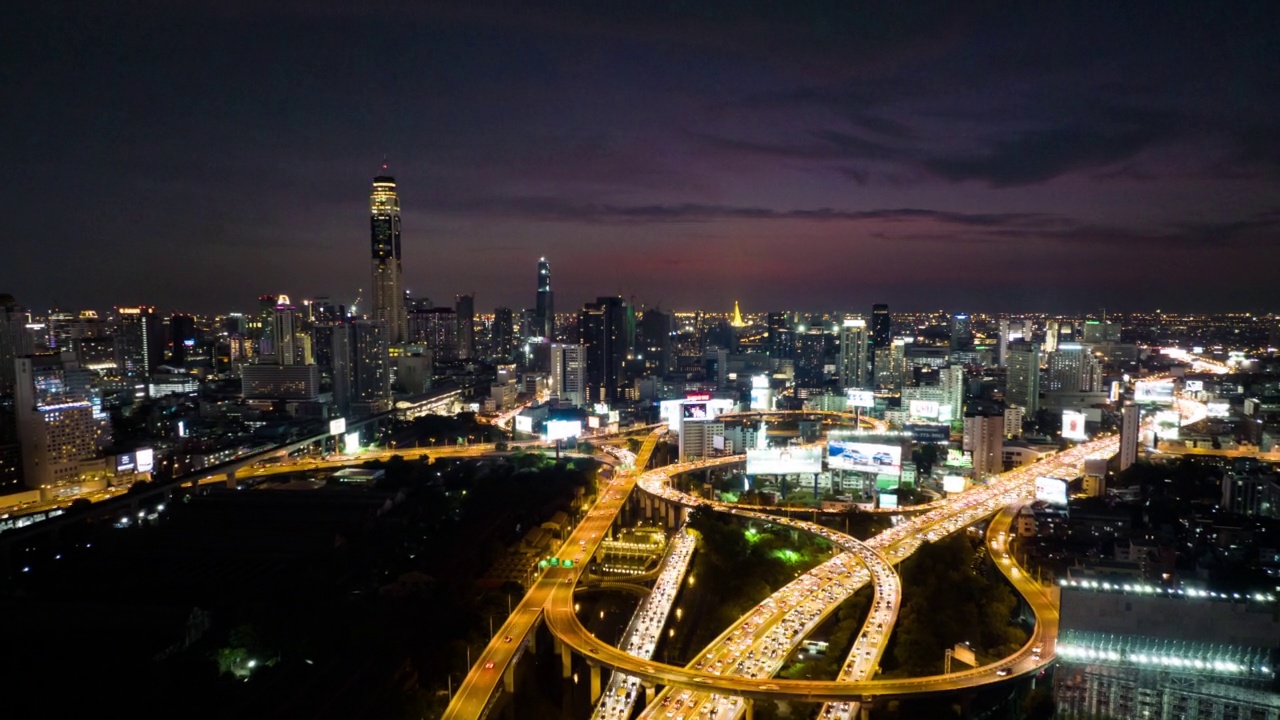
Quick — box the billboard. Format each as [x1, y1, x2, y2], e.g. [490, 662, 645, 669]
[329, 417, 347, 436]
[750, 387, 772, 411]
[944, 449, 973, 468]
[827, 440, 902, 476]
[909, 400, 940, 419]
[746, 446, 824, 475]
[1206, 401, 1230, 418]
[1183, 380, 1204, 393]
[1134, 380, 1175, 404]
[1035, 476, 1069, 507]
[846, 390, 876, 408]
[545, 420, 583, 442]
[907, 423, 950, 443]
[942, 475, 967, 493]
[682, 403, 709, 420]
[1061, 410, 1087, 440]
[1154, 410, 1181, 440]
[878, 492, 899, 509]
[514, 415, 535, 433]
[136, 447, 154, 473]
[115, 453, 135, 474]
[343, 431, 361, 454]
[713, 435, 725, 451]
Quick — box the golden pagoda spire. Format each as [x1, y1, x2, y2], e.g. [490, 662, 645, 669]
[732, 300, 746, 327]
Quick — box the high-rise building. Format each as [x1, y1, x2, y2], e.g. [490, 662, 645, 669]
[241, 364, 320, 401]
[407, 307, 457, 362]
[837, 317, 869, 390]
[794, 328, 827, 388]
[0, 295, 33, 395]
[871, 303, 891, 349]
[272, 298, 298, 366]
[455, 294, 475, 360]
[491, 307, 516, 361]
[1082, 320, 1122, 344]
[767, 312, 795, 360]
[168, 313, 196, 365]
[949, 313, 972, 351]
[874, 338, 906, 391]
[1119, 403, 1139, 472]
[332, 320, 389, 417]
[940, 364, 965, 421]
[370, 174, 405, 343]
[113, 306, 163, 381]
[254, 294, 276, 358]
[14, 353, 111, 489]
[579, 297, 629, 404]
[549, 343, 586, 407]
[1048, 343, 1102, 393]
[1006, 340, 1041, 415]
[534, 257, 554, 340]
[963, 412, 1004, 481]
[997, 318, 1011, 368]
[638, 308, 673, 376]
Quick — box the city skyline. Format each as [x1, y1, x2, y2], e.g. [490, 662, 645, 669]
[7, 4, 1280, 312]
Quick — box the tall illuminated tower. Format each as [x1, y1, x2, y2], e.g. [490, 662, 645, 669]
[370, 174, 405, 343]
[534, 257, 554, 339]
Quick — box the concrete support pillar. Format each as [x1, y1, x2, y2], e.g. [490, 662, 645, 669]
[745, 698, 755, 720]
[560, 638, 572, 679]
[589, 662, 602, 703]
[503, 661, 516, 693]
[644, 683, 655, 705]
[858, 703, 871, 720]
[224, 470, 237, 489]
[528, 624, 537, 654]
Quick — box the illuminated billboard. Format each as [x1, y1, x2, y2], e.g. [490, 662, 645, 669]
[1061, 410, 1087, 440]
[909, 400, 940, 419]
[116, 453, 135, 474]
[545, 420, 583, 442]
[750, 387, 772, 411]
[1034, 476, 1069, 507]
[827, 440, 902, 476]
[683, 403, 709, 420]
[906, 423, 950, 443]
[746, 446, 824, 475]
[1183, 380, 1204, 393]
[329, 417, 347, 436]
[136, 448, 154, 473]
[878, 492, 899, 509]
[1154, 410, 1181, 440]
[343, 432, 361, 454]
[514, 415, 535, 433]
[846, 390, 875, 408]
[945, 449, 973, 468]
[1206, 401, 1230, 418]
[1133, 380, 1175, 404]
[942, 475, 967, 493]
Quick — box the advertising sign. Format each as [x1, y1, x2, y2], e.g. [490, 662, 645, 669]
[682, 403, 709, 420]
[750, 387, 772, 411]
[329, 417, 347, 436]
[544, 420, 583, 442]
[1061, 410, 1087, 440]
[1183, 380, 1204, 393]
[136, 448, 154, 473]
[1206, 401, 1230, 418]
[907, 423, 951, 443]
[115, 453, 135, 474]
[343, 431, 361, 454]
[945, 449, 973, 468]
[1134, 380, 1175, 404]
[1154, 410, 1181, 440]
[746, 446, 824, 475]
[878, 492, 899, 509]
[909, 400, 940, 419]
[514, 415, 535, 433]
[752, 374, 770, 389]
[1035, 476, 1069, 507]
[827, 440, 902, 475]
[846, 390, 876, 408]
[942, 475, 967, 493]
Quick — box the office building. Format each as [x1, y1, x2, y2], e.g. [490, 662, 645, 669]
[837, 317, 869, 390]
[14, 353, 111, 489]
[767, 312, 795, 360]
[370, 174, 406, 343]
[407, 307, 457, 362]
[579, 297, 629, 404]
[638, 308, 673, 376]
[679, 419, 725, 462]
[491, 307, 516, 361]
[389, 343, 432, 395]
[1048, 343, 1102, 393]
[332, 320, 389, 417]
[794, 328, 827, 388]
[874, 338, 906, 391]
[168, 313, 196, 365]
[1119, 403, 1139, 471]
[1006, 340, 1041, 415]
[1003, 405, 1024, 438]
[1081, 320, 1122, 344]
[549, 343, 586, 407]
[949, 313, 972, 351]
[534, 257, 554, 340]
[455, 294, 475, 360]
[241, 364, 320, 401]
[871, 303, 891, 349]
[272, 298, 300, 365]
[963, 411, 1004, 480]
[939, 364, 965, 421]
[113, 306, 163, 381]
[0, 295, 33, 395]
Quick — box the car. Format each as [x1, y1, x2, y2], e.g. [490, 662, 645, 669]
[872, 452, 894, 465]
[503, 635, 513, 643]
[484, 661, 496, 670]
[996, 667, 1011, 677]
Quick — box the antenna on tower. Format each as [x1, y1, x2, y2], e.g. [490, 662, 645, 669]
[381, 154, 388, 172]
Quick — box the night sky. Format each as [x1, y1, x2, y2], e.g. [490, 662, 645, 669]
[6, 2, 1280, 315]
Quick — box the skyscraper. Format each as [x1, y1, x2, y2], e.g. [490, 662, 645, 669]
[963, 411, 1004, 481]
[491, 307, 516, 361]
[871, 303, 891, 349]
[638, 308, 674, 376]
[113, 306, 163, 381]
[949, 313, 972, 351]
[767, 312, 795, 360]
[579, 297, 628, 404]
[940, 364, 965, 421]
[272, 298, 298, 366]
[837, 317, 869, 390]
[534, 257, 554, 340]
[455, 294, 475, 360]
[370, 174, 405, 343]
[874, 338, 906, 391]
[332, 319, 389, 417]
[1006, 340, 1041, 415]
[549, 343, 586, 407]
[0, 295, 33, 395]
[1119, 403, 1139, 471]
[1048, 343, 1102, 393]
